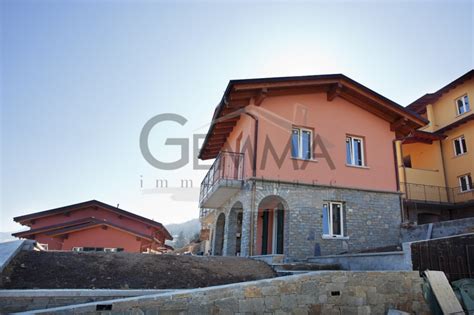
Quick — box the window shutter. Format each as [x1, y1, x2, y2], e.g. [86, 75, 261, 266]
[461, 137, 468, 153]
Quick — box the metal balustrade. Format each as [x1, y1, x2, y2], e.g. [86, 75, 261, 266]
[199, 151, 244, 205]
[402, 182, 474, 204]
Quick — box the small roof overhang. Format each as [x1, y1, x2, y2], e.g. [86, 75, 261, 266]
[402, 130, 447, 145]
[407, 69, 474, 114]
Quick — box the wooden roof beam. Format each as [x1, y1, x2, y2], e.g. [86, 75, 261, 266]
[390, 117, 409, 131]
[229, 90, 259, 101]
[233, 79, 338, 91]
[327, 83, 343, 101]
[226, 99, 249, 108]
[214, 121, 237, 129]
[340, 91, 394, 122]
[267, 85, 328, 97]
[213, 128, 234, 135]
[254, 88, 268, 106]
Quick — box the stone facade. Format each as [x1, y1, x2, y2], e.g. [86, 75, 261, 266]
[33, 271, 430, 314]
[211, 179, 402, 260]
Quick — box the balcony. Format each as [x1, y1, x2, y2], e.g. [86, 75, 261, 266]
[199, 151, 244, 208]
[402, 182, 474, 204]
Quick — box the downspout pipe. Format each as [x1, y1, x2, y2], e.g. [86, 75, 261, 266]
[244, 111, 258, 256]
[393, 138, 407, 223]
[244, 112, 258, 177]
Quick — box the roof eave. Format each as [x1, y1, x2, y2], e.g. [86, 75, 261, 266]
[199, 74, 428, 159]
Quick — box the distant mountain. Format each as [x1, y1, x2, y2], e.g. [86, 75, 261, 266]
[165, 218, 200, 248]
[166, 218, 200, 238]
[0, 232, 16, 243]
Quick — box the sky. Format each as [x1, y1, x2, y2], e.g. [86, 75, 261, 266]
[1, 0, 473, 232]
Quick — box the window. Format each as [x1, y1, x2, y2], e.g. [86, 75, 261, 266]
[322, 202, 344, 237]
[104, 248, 117, 252]
[72, 247, 83, 252]
[456, 95, 470, 115]
[83, 247, 105, 252]
[346, 136, 365, 166]
[453, 136, 468, 156]
[459, 174, 472, 192]
[291, 127, 312, 160]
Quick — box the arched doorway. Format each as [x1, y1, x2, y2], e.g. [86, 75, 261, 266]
[256, 196, 287, 255]
[214, 213, 225, 256]
[226, 202, 243, 256]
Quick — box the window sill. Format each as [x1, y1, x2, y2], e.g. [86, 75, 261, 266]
[459, 189, 474, 194]
[291, 157, 318, 163]
[322, 235, 349, 240]
[455, 109, 471, 117]
[453, 152, 468, 159]
[345, 164, 369, 169]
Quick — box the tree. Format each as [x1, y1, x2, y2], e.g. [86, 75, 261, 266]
[174, 231, 186, 249]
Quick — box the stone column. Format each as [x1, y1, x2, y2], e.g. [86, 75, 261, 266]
[240, 207, 252, 257]
[223, 209, 236, 256]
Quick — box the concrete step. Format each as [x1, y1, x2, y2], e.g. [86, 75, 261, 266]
[274, 269, 311, 276]
[250, 255, 284, 264]
[274, 269, 341, 277]
[272, 262, 341, 271]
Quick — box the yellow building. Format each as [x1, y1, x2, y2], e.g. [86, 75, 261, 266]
[396, 70, 474, 224]
[396, 69, 474, 224]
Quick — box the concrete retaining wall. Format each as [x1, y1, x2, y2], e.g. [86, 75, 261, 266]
[401, 217, 474, 243]
[28, 271, 430, 315]
[306, 250, 412, 271]
[0, 289, 177, 313]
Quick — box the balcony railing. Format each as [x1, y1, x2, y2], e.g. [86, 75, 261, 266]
[199, 151, 244, 205]
[402, 182, 474, 204]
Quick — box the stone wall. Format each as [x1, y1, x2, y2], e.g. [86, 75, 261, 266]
[31, 271, 430, 314]
[0, 289, 176, 313]
[401, 217, 474, 243]
[213, 179, 402, 260]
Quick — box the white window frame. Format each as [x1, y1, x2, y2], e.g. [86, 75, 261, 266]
[323, 202, 344, 238]
[104, 248, 117, 252]
[291, 127, 313, 160]
[459, 174, 472, 192]
[72, 247, 83, 252]
[453, 135, 467, 156]
[455, 95, 470, 115]
[346, 136, 365, 166]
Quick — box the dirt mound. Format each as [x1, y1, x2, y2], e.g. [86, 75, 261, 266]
[0, 251, 275, 289]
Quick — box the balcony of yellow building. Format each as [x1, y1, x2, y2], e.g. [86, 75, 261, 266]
[397, 130, 473, 205]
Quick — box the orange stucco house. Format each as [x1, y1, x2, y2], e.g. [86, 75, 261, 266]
[13, 200, 173, 253]
[198, 74, 426, 260]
